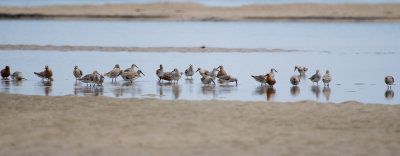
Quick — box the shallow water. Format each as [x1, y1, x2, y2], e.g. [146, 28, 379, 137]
[1, 20, 400, 53]
[0, 0, 398, 7]
[0, 50, 399, 104]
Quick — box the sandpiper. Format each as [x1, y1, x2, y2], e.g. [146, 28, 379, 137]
[294, 65, 308, 75]
[216, 65, 227, 79]
[34, 65, 53, 81]
[206, 68, 218, 80]
[266, 73, 276, 87]
[385, 76, 395, 89]
[184, 64, 194, 79]
[196, 67, 209, 77]
[251, 75, 267, 86]
[73, 65, 83, 81]
[124, 64, 139, 72]
[79, 70, 98, 86]
[172, 68, 182, 83]
[322, 70, 332, 87]
[219, 75, 238, 86]
[104, 64, 121, 82]
[201, 75, 216, 85]
[93, 74, 104, 86]
[309, 70, 321, 85]
[121, 70, 145, 83]
[156, 64, 165, 81]
[11, 71, 25, 81]
[290, 75, 300, 86]
[1, 66, 10, 80]
[268, 68, 278, 78]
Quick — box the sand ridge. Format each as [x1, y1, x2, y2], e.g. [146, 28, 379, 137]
[0, 2, 400, 22]
[0, 93, 399, 155]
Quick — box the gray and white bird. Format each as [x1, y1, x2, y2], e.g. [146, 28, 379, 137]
[121, 70, 145, 83]
[124, 64, 139, 72]
[93, 74, 104, 86]
[251, 75, 267, 86]
[11, 71, 25, 81]
[79, 70, 98, 86]
[219, 75, 238, 86]
[290, 75, 300, 86]
[268, 68, 278, 78]
[184, 64, 194, 79]
[201, 75, 216, 85]
[385, 76, 395, 89]
[322, 70, 332, 87]
[309, 69, 321, 85]
[104, 64, 121, 82]
[172, 68, 182, 83]
[196, 67, 209, 77]
[156, 64, 165, 81]
[294, 65, 308, 75]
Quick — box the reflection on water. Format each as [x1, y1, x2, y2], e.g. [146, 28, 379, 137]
[253, 86, 276, 101]
[40, 81, 52, 96]
[12, 80, 23, 86]
[311, 86, 321, 99]
[266, 87, 276, 101]
[385, 89, 394, 99]
[218, 85, 237, 95]
[201, 85, 216, 97]
[185, 79, 194, 84]
[157, 82, 181, 99]
[1, 80, 10, 93]
[290, 86, 300, 97]
[323, 87, 331, 101]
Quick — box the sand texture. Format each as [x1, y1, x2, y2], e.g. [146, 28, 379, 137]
[0, 3, 400, 22]
[0, 93, 399, 155]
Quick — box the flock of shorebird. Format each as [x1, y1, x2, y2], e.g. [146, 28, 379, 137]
[0, 64, 396, 89]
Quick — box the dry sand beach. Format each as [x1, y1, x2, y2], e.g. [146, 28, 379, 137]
[0, 93, 400, 155]
[0, 3, 400, 22]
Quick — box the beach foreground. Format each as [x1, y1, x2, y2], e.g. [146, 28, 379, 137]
[0, 93, 399, 155]
[0, 3, 400, 22]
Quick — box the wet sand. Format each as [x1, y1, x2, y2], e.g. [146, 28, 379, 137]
[0, 2, 400, 22]
[0, 92, 399, 155]
[0, 44, 300, 52]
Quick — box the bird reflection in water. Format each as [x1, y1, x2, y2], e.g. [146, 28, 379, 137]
[323, 87, 331, 101]
[290, 86, 300, 97]
[298, 74, 306, 81]
[201, 85, 216, 97]
[311, 86, 321, 99]
[185, 78, 194, 93]
[41, 81, 52, 96]
[1, 80, 10, 93]
[218, 84, 237, 95]
[157, 82, 181, 99]
[74, 84, 104, 96]
[266, 87, 276, 101]
[385, 89, 394, 99]
[253, 86, 275, 101]
[12, 80, 23, 86]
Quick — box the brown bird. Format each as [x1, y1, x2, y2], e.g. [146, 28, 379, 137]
[266, 73, 276, 87]
[251, 75, 267, 86]
[11, 71, 25, 81]
[385, 76, 395, 89]
[73, 65, 83, 81]
[219, 75, 238, 86]
[1, 66, 10, 79]
[34, 65, 53, 81]
[156, 64, 165, 81]
[159, 70, 174, 82]
[216, 65, 227, 78]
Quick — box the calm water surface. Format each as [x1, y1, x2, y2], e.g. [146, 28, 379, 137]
[1, 20, 400, 53]
[0, 50, 399, 104]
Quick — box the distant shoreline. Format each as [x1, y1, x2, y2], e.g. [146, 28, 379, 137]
[0, 2, 400, 22]
[0, 44, 302, 53]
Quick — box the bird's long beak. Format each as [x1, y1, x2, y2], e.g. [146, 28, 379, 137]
[294, 67, 297, 72]
[141, 71, 145, 76]
[275, 69, 278, 73]
[235, 80, 238, 86]
[212, 79, 215, 85]
[195, 69, 199, 73]
[136, 65, 139, 68]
